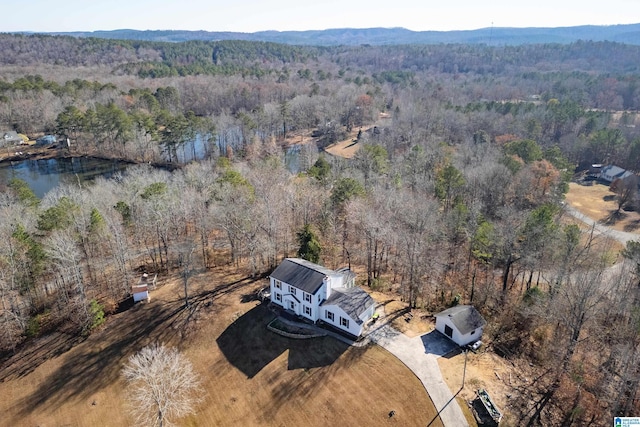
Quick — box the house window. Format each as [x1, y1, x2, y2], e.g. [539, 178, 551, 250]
[304, 293, 312, 303]
[325, 311, 334, 321]
[340, 317, 349, 328]
[289, 301, 295, 310]
[304, 305, 312, 316]
[274, 280, 282, 289]
[444, 324, 453, 338]
[318, 294, 321, 302]
[289, 285, 296, 295]
[275, 293, 282, 302]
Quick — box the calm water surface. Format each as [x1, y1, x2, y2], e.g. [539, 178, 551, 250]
[0, 157, 130, 198]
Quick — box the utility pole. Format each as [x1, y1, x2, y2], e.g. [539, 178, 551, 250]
[462, 349, 468, 390]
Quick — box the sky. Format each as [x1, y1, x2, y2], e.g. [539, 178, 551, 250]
[3, 0, 638, 33]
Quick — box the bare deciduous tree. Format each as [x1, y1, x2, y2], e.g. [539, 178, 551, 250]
[122, 343, 201, 427]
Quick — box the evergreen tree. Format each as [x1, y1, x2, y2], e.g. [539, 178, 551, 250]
[297, 224, 321, 263]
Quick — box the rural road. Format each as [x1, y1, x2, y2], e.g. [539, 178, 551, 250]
[564, 205, 640, 245]
[368, 323, 469, 427]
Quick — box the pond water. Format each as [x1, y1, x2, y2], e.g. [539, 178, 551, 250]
[0, 157, 131, 198]
[0, 135, 309, 199]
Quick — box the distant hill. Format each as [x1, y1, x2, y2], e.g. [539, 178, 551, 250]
[42, 24, 640, 46]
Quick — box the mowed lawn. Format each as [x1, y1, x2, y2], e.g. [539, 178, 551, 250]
[0, 267, 443, 426]
[566, 181, 640, 233]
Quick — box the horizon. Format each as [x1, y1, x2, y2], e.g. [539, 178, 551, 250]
[3, 0, 639, 34]
[29, 22, 640, 35]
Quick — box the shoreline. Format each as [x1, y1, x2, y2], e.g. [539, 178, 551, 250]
[0, 146, 181, 170]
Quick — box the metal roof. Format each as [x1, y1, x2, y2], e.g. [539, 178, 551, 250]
[270, 258, 333, 295]
[435, 305, 486, 335]
[322, 287, 375, 324]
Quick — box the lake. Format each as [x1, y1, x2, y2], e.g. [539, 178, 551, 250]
[0, 138, 308, 199]
[0, 157, 131, 198]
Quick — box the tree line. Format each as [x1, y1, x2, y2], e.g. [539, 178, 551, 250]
[1, 34, 640, 425]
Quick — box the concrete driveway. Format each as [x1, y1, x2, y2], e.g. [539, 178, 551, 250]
[368, 323, 468, 427]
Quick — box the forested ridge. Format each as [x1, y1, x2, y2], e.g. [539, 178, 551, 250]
[41, 23, 640, 46]
[2, 33, 640, 425]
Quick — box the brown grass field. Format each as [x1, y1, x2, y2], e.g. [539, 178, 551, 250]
[565, 181, 640, 233]
[0, 266, 444, 427]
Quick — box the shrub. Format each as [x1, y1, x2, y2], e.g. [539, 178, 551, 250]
[89, 299, 106, 330]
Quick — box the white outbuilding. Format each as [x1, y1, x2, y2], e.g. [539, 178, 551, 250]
[132, 273, 156, 303]
[435, 305, 486, 347]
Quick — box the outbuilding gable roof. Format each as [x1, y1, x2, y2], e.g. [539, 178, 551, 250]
[435, 305, 486, 335]
[322, 287, 374, 324]
[270, 258, 334, 295]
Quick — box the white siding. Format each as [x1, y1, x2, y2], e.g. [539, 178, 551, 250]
[133, 290, 149, 302]
[321, 304, 364, 336]
[435, 316, 483, 347]
[269, 276, 326, 322]
[270, 277, 285, 309]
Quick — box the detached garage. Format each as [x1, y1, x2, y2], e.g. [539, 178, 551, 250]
[435, 305, 486, 347]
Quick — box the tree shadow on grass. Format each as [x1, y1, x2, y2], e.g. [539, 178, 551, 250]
[624, 219, 640, 232]
[6, 274, 266, 422]
[262, 342, 367, 422]
[0, 331, 83, 382]
[216, 304, 350, 379]
[16, 299, 190, 418]
[601, 209, 627, 225]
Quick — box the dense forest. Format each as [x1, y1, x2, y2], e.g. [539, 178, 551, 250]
[2, 33, 640, 425]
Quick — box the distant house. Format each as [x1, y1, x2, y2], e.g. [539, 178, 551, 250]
[269, 258, 375, 337]
[600, 165, 633, 183]
[0, 131, 23, 147]
[588, 164, 603, 178]
[35, 135, 56, 146]
[435, 305, 486, 347]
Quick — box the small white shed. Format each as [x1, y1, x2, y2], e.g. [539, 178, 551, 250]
[435, 305, 486, 347]
[132, 284, 149, 302]
[132, 273, 156, 303]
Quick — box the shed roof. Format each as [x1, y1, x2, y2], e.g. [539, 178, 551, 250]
[435, 305, 486, 335]
[270, 258, 334, 295]
[322, 287, 374, 324]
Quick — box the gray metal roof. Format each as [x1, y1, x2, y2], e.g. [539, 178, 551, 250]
[270, 258, 334, 295]
[435, 305, 486, 335]
[601, 165, 633, 181]
[322, 287, 375, 324]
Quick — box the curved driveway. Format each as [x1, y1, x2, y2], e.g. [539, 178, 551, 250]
[367, 323, 468, 427]
[358, 205, 638, 427]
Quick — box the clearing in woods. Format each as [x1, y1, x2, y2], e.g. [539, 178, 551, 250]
[324, 113, 391, 159]
[565, 181, 640, 233]
[0, 266, 443, 426]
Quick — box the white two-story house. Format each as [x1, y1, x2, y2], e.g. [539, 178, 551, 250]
[269, 258, 375, 337]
